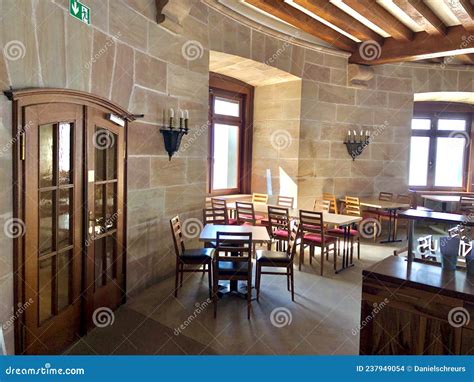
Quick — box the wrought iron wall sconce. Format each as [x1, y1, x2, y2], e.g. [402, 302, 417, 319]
[343, 130, 370, 160]
[160, 108, 189, 160]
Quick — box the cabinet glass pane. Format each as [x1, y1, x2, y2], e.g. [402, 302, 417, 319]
[107, 132, 117, 180]
[94, 185, 105, 235]
[212, 124, 239, 190]
[39, 124, 54, 188]
[58, 123, 72, 185]
[39, 257, 53, 323]
[39, 191, 55, 254]
[94, 237, 105, 288]
[58, 188, 72, 249]
[57, 251, 72, 311]
[95, 128, 106, 181]
[434, 137, 465, 187]
[106, 184, 116, 230]
[408, 137, 430, 187]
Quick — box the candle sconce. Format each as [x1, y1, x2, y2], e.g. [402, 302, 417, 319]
[343, 130, 370, 161]
[160, 109, 189, 160]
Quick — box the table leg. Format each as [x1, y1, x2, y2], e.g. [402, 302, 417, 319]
[335, 225, 354, 273]
[380, 209, 402, 244]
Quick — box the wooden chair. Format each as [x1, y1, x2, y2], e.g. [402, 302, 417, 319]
[170, 216, 213, 298]
[299, 210, 338, 275]
[267, 206, 291, 251]
[213, 232, 253, 319]
[252, 192, 269, 204]
[256, 224, 299, 301]
[328, 196, 361, 259]
[235, 201, 264, 225]
[277, 195, 295, 208]
[211, 198, 238, 225]
[322, 193, 338, 214]
[313, 199, 331, 212]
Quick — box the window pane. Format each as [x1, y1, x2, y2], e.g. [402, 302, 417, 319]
[434, 137, 465, 187]
[212, 124, 239, 190]
[437, 119, 466, 131]
[411, 119, 431, 130]
[214, 98, 239, 117]
[408, 137, 430, 186]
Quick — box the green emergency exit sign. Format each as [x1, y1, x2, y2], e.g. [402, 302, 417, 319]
[69, 0, 90, 25]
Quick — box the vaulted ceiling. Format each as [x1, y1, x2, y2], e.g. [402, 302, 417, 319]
[241, 0, 474, 65]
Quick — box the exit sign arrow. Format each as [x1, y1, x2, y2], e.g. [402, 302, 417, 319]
[69, 0, 90, 25]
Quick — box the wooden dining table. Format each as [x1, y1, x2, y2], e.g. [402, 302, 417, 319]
[421, 194, 460, 212]
[226, 202, 362, 273]
[339, 197, 410, 244]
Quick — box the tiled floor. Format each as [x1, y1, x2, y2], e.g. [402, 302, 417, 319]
[67, 238, 403, 355]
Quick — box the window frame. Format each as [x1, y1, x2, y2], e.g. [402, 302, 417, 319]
[409, 111, 472, 191]
[208, 73, 253, 196]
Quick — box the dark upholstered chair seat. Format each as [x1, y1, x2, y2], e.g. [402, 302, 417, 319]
[216, 260, 251, 276]
[180, 248, 214, 262]
[303, 233, 337, 244]
[256, 250, 291, 264]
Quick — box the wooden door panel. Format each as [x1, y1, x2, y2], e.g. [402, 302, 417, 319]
[23, 103, 83, 354]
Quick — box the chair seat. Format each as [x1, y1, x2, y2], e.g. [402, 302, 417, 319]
[217, 261, 251, 276]
[180, 248, 213, 262]
[241, 214, 265, 220]
[228, 218, 239, 225]
[327, 227, 359, 236]
[303, 233, 337, 244]
[273, 229, 289, 239]
[256, 249, 291, 264]
[242, 222, 267, 227]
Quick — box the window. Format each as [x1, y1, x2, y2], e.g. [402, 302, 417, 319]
[209, 73, 253, 195]
[408, 113, 471, 190]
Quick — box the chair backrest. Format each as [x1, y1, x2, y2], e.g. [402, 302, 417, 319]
[236, 201, 256, 225]
[344, 196, 361, 216]
[252, 193, 268, 204]
[287, 223, 299, 261]
[459, 196, 474, 213]
[203, 207, 227, 225]
[215, 232, 253, 272]
[277, 195, 294, 208]
[379, 192, 393, 201]
[211, 198, 230, 223]
[299, 210, 325, 237]
[322, 193, 338, 214]
[396, 194, 411, 205]
[313, 199, 331, 212]
[170, 216, 185, 256]
[268, 206, 290, 233]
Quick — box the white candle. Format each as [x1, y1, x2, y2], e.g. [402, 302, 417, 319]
[169, 108, 174, 118]
[185, 109, 189, 119]
[179, 109, 184, 119]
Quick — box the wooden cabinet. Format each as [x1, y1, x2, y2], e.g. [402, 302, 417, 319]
[360, 256, 474, 355]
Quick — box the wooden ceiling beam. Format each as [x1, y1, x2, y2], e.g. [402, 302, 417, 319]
[342, 0, 414, 41]
[245, 0, 357, 51]
[292, 0, 383, 43]
[456, 54, 474, 64]
[393, 0, 447, 35]
[443, 0, 474, 27]
[350, 26, 474, 64]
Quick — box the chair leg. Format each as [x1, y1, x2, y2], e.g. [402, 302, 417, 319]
[320, 246, 325, 276]
[247, 269, 252, 320]
[256, 264, 261, 301]
[309, 245, 313, 264]
[174, 261, 180, 297]
[213, 269, 218, 319]
[357, 237, 360, 259]
[287, 267, 290, 291]
[180, 264, 184, 287]
[290, 265, 295, 301]
[207, 263, 212, 299]
[299, 242, 304, 270]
